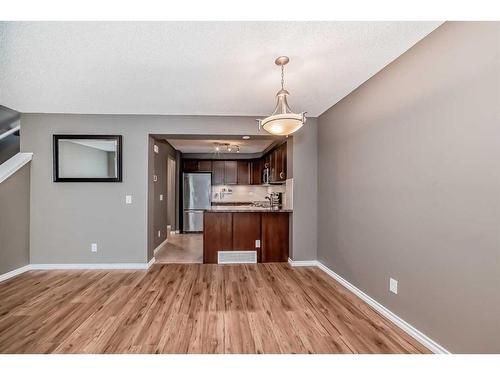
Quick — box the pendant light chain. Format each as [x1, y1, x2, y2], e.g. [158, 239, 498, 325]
[281, 65, 285, 90]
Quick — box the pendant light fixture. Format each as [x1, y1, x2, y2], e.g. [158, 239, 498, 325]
[258, 56, 306, 136]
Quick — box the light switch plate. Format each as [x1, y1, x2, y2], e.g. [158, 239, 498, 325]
[160, 194, 163, 201]
[255, 240, 261, 248]
[389, 278, 398, 294]
[125, 195, 132, 204]
[158, 230, 161, 238]
[154, 145, 159, 153]
[91, 243, 97, 253]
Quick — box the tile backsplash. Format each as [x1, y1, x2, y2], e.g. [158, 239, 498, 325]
[212, 182, 289, 205]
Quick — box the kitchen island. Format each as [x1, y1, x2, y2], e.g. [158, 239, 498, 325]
[203, 206, 291, 264]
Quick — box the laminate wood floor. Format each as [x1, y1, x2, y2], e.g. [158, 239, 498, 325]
[0, 263, 430, 354]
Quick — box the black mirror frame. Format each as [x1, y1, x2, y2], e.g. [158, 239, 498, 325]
[53, 134, 123, 182]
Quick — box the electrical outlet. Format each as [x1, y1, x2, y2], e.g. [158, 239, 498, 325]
[154, 144, 159, 153]
[160, 194, 163, 201]
[158, 230, 161, 238]
[125, 195, 132, 204]
[91, 243, 97, 253]
[389, 278, 398, 294]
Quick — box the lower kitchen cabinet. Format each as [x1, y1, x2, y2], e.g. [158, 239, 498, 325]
[232, 212, 261, 261]
[203, 211, 289, 264]
[203, 212, 232, 264]
[261, 213, 289, 262]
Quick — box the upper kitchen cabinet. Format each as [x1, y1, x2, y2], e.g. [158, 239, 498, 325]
[237, 160, 252, 185]
[211, 160, 239, 185]
[212, 160, 225, 185]
[224, 161, 238, 185]
[198, 160, 213, 172]
[268, 141, 287, 183]
[182, 159, 212, 172]
[183, 159, 199, 172]
[277, 142, 287, 182]
[183, 141, 287, 185]
[251, 159, 262, 185]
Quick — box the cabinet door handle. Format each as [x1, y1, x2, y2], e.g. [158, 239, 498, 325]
[279, 172, 285, 179]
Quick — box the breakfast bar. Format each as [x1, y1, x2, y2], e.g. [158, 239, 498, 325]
[203, 206, 292, 264]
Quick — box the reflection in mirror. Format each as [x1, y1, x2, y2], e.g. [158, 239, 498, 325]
[58, 139, 118, 178]
[53, 135, 122, 182]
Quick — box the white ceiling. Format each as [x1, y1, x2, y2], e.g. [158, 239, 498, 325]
[0, 22, 441, 117]
[166, 138, 274, 154]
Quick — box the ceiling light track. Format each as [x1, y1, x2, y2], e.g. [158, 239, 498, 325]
[214, 142, 240, 154]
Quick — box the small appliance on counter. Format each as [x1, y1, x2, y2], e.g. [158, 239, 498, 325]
[267, 192, 283, 209]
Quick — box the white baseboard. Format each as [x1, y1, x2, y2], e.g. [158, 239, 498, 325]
[1, 261, 155, 282]
[153, 238, 169, 255]
[0, 264, 32, 283]
[315, 261, 450, 354]
[30, 263, 150, 270]
[288, 258, 319, 267]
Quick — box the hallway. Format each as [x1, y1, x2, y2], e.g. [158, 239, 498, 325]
[155, 232, 203, 264]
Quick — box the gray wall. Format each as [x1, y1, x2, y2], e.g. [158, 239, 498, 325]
[317, 22, 500, 353]
[291, 119, 317, 260]
[21, 114, 317, 264]
[0, 163, 30, 274]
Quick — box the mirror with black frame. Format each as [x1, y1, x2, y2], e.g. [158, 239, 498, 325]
[53, 135, 122, 182]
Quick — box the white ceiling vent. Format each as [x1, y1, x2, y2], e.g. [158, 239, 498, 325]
[218, 251, 257, 264]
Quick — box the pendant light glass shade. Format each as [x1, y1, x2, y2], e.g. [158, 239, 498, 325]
[258, 57, 306, 136]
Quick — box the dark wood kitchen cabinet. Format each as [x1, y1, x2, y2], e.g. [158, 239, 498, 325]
[198, 160, 213, 172]
[268, 142, 287, 183]
[237, 160, 252, 185]
[203, 212, 233, 264]
[261, 212, 289, 262]
[182, 159, 212, 173]
[276, 142, 287, 182]
[211, 161, 225, 185]
[183, 141, 287, 185]
[232, 213, 261, 261]
[204, 211, 289, 264]
[224, 161, 238, 185]
[183, 159, 199, 172]
[251, 159, 262, 185]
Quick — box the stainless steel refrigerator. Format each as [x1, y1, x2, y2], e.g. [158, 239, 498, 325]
[183, 173, 211, 232]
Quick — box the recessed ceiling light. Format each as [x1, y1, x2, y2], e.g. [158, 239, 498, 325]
[242, 135, 250, 140]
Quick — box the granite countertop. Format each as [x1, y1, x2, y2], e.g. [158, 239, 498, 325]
[204, 205, 292, 213]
